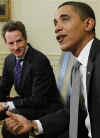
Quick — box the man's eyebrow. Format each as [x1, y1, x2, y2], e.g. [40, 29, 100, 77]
[54, 14, 69, 21]
[60, 14, 69, 18]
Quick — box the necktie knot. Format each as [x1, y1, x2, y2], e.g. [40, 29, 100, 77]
[16, 58, 24, 64]
[73, 60, 81, 71]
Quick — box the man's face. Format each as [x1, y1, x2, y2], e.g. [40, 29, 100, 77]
[5, 30, 27, 58]
[54, 5, 87, 56]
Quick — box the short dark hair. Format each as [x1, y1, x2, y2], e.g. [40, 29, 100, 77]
[2, 21, 27, 41]
[58, 1, 96, 32]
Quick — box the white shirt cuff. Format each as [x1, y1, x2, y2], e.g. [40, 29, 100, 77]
[7, 101, 16, 111]
[34, 120, 43, 135]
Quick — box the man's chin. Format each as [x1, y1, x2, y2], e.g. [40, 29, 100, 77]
[15, 54, 23, 58]
[60, 44, 70, 52]
[60, 47, 67, 52]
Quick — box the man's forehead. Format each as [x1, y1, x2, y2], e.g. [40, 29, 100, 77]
[54, 5, 75, 19]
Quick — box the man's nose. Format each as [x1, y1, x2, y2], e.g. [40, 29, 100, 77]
[13, 42, 18, 50]
[55, 23, 63, 33]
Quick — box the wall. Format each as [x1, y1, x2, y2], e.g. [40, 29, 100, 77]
[0, 0, 100, 78]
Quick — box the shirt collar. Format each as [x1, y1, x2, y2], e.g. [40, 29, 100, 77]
[77, 38, 94, 66]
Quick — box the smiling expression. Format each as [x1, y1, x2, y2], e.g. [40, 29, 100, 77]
[5, 30, 27, 58]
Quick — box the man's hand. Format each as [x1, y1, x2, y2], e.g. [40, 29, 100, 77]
[5, 111, 32, 135]
[0, 102, 6, 111]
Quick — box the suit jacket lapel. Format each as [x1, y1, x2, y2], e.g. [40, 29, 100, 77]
[86, 38, 99, 99]
[10, 55, 16, 80]
[20, 60, 32, 88]
[86, 60, 94, 98]
[20, 45, 33, 88]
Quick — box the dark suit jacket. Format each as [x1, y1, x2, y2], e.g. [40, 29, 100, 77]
[0, 43, 63, 120]
[39, 38, 100, 138]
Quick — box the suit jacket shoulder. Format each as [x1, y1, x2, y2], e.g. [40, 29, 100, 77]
[25, 43, 52, 72]
[85, 38, 100, 138]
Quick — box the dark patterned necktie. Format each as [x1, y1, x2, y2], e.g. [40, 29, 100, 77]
[14, 59, 23, 86]
[69, 60, 81, 138]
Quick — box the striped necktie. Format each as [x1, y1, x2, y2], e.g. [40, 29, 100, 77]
[69, 60, 81, 138]
[14, 59, 23, 86]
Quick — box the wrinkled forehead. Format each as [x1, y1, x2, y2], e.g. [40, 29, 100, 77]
[5, 30, 24, 42]
[54, 5, 77, 20]
[55, 5, 77, 18]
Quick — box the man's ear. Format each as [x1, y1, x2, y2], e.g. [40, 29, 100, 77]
[84, 17, 95, 32]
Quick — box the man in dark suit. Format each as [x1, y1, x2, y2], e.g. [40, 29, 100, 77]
[0, 21, 63, 138]
[4, 1, 100, 138]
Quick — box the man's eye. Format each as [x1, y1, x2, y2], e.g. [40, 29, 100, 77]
[9, 42, 14, 45]
[54, 20, 57, 26]
[17, 39, 23, 43]
[62, 17, 69, 21]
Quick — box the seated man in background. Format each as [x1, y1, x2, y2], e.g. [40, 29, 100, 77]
[4, 51, 72, 138]
[0, 21, 63, 138]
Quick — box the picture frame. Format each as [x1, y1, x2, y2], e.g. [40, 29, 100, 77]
[0, 0, 11, 21]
